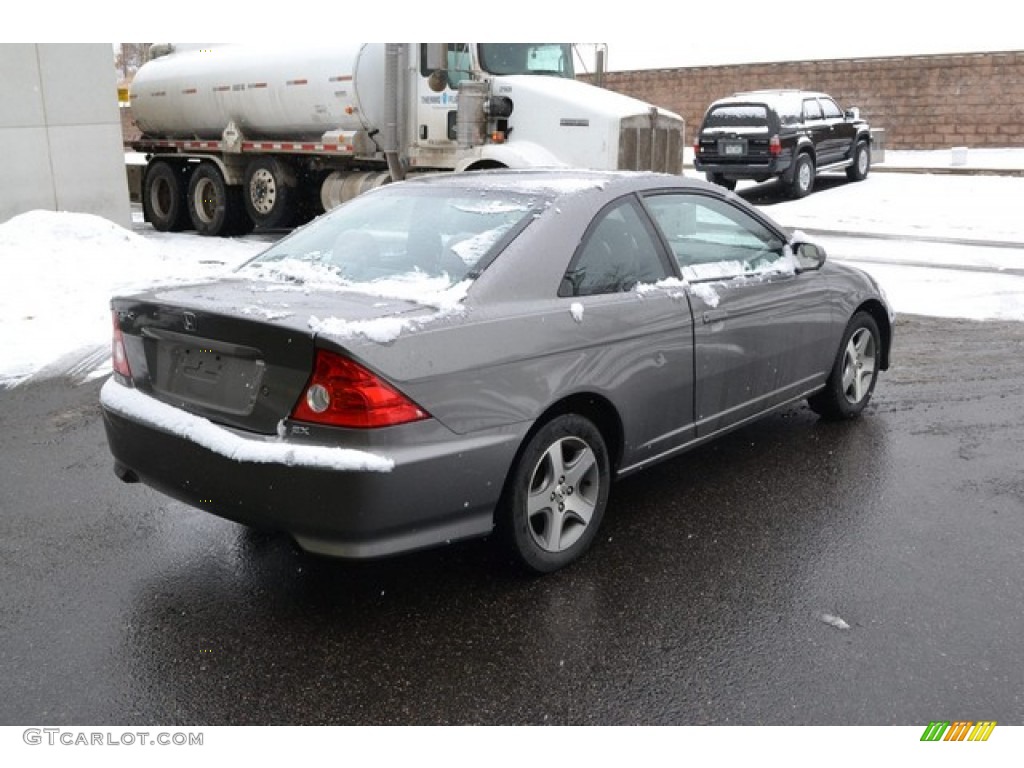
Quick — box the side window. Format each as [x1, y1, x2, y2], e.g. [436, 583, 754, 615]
[419, 43, 472, 89]
[820, 98, 843, 119]
[803, 99, 823, 121]
[446, 44, 473, 89]
[561, 199, 670, 297]
[643, 193, 789, 281]
[778, 107, 800, 126]
[778, 95, 802, 125]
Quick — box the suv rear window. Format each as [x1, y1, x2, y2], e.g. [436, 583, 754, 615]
[703, 105, 770, 128]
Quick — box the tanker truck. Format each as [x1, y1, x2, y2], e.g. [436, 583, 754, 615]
[128, 43, 685, 236]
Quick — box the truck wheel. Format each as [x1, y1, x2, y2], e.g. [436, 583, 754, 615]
[846, 140, 871, 182]
[291, 169, 330, 226]
[789, 153, 815, 198]
[243, 158, 298, 230]
[142, 161, 190, 232]
[187, 164, 254, 237]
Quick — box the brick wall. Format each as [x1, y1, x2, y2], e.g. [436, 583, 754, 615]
[585, 51, 1024, 150]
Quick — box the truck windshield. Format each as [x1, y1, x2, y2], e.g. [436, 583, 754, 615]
[478, 44, 574, 78]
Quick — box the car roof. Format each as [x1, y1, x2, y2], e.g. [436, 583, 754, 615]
[731, 89, 830, 99]
[706, 89, 832, 109]
[385, 168, 701, 197]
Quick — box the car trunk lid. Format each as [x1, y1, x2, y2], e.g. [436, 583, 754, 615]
[112, 278, 427, 434]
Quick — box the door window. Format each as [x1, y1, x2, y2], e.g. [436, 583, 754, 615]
[820, 98, 844, 119]
[642, 193, 791, 281]
[419, 43, 472, 89]
[803, 99, 824, 121]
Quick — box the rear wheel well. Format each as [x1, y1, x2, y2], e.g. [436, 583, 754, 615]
[498, 393, 625, 507]
[463, 160, 507, 172]
[536, 394, 624, 472]
[791, 146, 816, 174]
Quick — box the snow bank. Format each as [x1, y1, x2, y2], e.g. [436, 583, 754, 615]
[0, 211, 262, 388]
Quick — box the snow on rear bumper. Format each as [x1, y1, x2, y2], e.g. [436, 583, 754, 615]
[100, 379, 521, 558]
[100, 379, 394, 472]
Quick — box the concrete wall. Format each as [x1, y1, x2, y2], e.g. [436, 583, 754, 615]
[0, 44, 131, 227]
[587, 51, 1024, 150]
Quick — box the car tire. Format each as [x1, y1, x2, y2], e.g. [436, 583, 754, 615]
[142, 161, 191, 232]
[707, 173, 737, 191]
[789, 153, 815, 198]
[498, 414, 611, 573]
[808, 311, 881, 420]
[187, 164, 255, 237]
[846, 140, 871, 182]
[243, 157, 298, 230]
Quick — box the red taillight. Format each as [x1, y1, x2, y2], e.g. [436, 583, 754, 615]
[769, 135, 782, 156]
[291, 349, 430, 429]
[111, 311, 132, 379]
[693, 140, 701, 156]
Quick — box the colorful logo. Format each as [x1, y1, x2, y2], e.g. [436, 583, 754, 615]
[920, 721, 996, 742]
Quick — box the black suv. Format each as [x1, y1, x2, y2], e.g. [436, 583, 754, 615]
[693, 90, 872, 198]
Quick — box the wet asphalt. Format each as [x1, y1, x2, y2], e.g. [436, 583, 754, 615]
[1, 314, 1022, 726]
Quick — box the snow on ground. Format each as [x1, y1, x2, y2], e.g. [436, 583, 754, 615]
[2, 162, 1024, 389]
[767, 172, 1024, 244]
[0, 211, 264, 388]
[881, 147, 1024, 172]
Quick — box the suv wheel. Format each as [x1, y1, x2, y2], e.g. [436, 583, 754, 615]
[707, 173, 737, 191]
[846, 140, 870, 182]
[789, 153, 815, 198]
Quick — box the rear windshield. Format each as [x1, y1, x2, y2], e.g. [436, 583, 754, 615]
[237, 185, 544, 288]
[703, 104, 770, 128]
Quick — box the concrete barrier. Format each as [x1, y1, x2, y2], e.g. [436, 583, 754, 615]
[870, 128, 886, 164]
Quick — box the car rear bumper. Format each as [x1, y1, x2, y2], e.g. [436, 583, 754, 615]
[100, 379, 523, 559]
[694, 156, 793, 181]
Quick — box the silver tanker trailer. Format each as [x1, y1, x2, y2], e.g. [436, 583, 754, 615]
[127, 43, 684, 235]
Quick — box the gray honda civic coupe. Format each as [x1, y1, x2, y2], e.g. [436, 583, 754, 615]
[101, 169, 893, 573]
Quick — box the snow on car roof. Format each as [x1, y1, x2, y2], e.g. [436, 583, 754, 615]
[394, 168, 685, 196]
